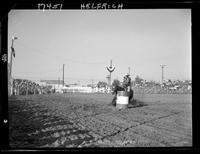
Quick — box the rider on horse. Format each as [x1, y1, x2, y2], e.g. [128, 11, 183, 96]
[111, 74, 133, 106]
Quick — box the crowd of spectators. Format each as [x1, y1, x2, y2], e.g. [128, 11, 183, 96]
[10, 77, 192, 96]
[12, 79, 53, 95]
[132, 79, 192, 94]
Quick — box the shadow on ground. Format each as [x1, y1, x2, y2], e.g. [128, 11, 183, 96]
[108, 98, 148, 109]
[127, 99, 148, 108]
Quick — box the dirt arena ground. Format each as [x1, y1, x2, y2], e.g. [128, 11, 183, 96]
[8, 93, 192, 148]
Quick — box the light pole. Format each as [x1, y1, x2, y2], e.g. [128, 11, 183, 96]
[10, 36, 18, 96]
[160, 64, 166, 86]
[128, 67, 130, 75]
[106, 60, 115, 87]
[63, 64, 65, 86]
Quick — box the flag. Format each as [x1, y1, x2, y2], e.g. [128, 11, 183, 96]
[11, 47, 15, 57]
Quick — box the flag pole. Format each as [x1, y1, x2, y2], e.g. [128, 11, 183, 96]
[9, 36, 18, 96]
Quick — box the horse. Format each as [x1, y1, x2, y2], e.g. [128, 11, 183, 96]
[111, 85, 134, 106]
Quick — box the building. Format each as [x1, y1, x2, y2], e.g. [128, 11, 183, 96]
[62, 86, 93, 93]
[40, 80, 65, 93]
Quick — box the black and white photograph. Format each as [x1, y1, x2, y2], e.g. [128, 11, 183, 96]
[5, 4, 192, 149]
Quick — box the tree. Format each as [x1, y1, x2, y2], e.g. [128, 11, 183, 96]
[147, 80, 156, 87]
[97, 81, 107, 88]
[112, 79, 120, 87]
[134, 75, 143, 85]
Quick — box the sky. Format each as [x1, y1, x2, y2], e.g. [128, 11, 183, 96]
[8, 9, 191, 85]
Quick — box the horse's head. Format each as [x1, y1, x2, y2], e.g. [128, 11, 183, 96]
[112, 85, 124, 94]
[111, 85, 118, 94]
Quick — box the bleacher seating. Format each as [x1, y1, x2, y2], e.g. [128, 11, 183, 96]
[132, 80, 191, 94]
[12, 79, 53, 95]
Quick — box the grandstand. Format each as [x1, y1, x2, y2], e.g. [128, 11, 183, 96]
[132, 79, 192, 94]
[11, 79, 54, 95]
[8, 75, 191, 96]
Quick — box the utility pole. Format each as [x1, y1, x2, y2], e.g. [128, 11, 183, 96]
[160, 65, 166, 86]
[92, 79, 94, 93]
[63, 64, 65, 86]
[106, 75, 110, 86]
[10, 36, 18, 96]
[128, 67, 134, 88]
[128, 67, 130, 75]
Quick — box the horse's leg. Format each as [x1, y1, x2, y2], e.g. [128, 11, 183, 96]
[129, 90, 134, 103]
[112, 94, 117, 106]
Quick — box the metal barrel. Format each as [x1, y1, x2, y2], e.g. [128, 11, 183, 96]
[116, 91, 129, 109]
[117, 91, 130, 96]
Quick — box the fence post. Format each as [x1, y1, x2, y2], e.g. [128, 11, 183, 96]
[17, 85, 19, 95]
[26, 82, 28, 95]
